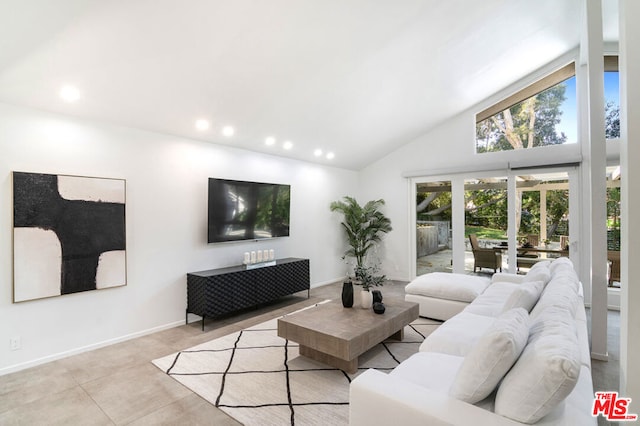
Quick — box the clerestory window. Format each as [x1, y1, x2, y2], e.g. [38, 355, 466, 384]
[475, 63, 576, 153]
[476, 56, 620, 153]
[604, 56, 620, 139]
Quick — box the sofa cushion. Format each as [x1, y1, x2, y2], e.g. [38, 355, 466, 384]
[530, 260, 551, 271]
[449, 308, 529, 404]
[531, 280, 579, 319]
[420, 312, 495, 356]
[501, 280, 544, 313]
[548, 266, 580, 292]
[548, 256, 573, 273]
[405, 272, 490, 303]
[464, 282, 519, 317]
[495, 306, 581, 424]
[390, 351, 463, 392]
[522, 266, 551, 286]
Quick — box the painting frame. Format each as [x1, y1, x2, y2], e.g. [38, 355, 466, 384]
[12, 171, 127, 303]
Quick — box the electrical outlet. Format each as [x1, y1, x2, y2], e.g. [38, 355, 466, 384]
[10, 336, 21, 351]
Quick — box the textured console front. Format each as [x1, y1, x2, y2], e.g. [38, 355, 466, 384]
[187, 258, 310, 328]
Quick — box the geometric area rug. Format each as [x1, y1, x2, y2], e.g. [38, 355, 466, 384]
[152, 302, 441, 426]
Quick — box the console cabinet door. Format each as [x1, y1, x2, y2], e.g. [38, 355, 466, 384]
[205, 274, 238, 316]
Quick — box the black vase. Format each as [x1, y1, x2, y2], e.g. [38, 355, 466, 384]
[342, 281, 354, 308]
[372, 290, 383, 304]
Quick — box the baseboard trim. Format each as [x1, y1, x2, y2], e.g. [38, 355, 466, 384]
[0, 319, 185, 377]
[311, 278, 342, 288]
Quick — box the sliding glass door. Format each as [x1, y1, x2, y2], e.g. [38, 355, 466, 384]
[410, 167, 577, 278]
[464, 177, 508, 273]
[415, 180, 452, 275]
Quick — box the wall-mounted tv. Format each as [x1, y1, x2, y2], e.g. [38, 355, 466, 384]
[208, 178, 291, 243]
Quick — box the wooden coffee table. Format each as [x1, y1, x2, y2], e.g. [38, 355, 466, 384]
[277, 299, 419, 373]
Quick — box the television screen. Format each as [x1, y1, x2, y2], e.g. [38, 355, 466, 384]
[208, 178, 291, 243]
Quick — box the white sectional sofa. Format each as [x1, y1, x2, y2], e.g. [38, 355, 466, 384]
[350, 258, 595, 425]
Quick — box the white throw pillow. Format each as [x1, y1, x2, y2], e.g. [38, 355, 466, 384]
[523, 267, 551, 286]
[549, 257, 573, 273]
[495, 306, 581, 423]
[502, 281, 543, 313]
[531, 281, 579, 319]
[530, 260, 551, 271]
[449, 308, 529, 404]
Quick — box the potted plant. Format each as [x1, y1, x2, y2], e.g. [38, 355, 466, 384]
[330, 196, 392, 308]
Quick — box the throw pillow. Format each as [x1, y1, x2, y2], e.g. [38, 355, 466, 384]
[502, 281, 544, 313]
[549, 257, 573, 273]
[449, 308, 529, 404]
[495, 306, 581, 423]
[530, 260, 551, 271]
[523, 267, 551, 286]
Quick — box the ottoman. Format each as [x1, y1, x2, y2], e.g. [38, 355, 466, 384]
[405, 272, 491, 321]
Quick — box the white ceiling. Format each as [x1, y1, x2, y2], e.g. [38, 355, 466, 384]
[0, 0, 619, 170]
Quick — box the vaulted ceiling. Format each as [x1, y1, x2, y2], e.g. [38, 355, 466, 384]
[0, 0, 619, 170]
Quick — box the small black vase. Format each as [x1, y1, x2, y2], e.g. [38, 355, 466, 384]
[341, 281, 354, 308]
[372, 290, 383, 304]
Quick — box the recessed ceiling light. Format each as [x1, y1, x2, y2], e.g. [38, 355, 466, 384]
[283, 141, 293, 150]
[222, 126, 235, 137]
[59, 85, 81, 102]
[313, 149, 323, 157]
[265, 137, 276, 146]
[326, 152, 335, 160]
[195, 119, 210, 131]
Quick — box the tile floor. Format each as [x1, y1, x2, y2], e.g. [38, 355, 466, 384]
[0, 280, 620, 425]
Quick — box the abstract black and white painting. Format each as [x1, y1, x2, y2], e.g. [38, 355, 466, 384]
[13, 171, 126, 302]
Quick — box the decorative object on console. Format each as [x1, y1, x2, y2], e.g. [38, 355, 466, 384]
[12, 171, 126, 303]
[245, 259, 277, 270]
[372, 289, 383, 304]
[342, 280, 354, 308]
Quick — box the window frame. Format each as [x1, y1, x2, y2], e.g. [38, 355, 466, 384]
[476, 62, 576, 124]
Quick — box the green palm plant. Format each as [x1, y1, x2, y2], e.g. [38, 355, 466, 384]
[330, 196, 392, 289]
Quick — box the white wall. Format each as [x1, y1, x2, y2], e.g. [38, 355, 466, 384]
[0, 102, 357, 374]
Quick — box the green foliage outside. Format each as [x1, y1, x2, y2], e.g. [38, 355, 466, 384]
[464, 226, 506, 240]
[476, 82, 568, 153]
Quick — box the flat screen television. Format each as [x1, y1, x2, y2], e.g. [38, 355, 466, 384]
[208, 178, 291, 243]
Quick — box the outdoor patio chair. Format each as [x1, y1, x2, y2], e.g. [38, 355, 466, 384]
[469, 234, 502, 273]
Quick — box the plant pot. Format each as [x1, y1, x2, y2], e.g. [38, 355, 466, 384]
[341, 281, 354, 308]
[360, 289, 373, 309]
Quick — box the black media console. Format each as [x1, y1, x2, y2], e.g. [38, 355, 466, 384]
[186, 257, 310, 330]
